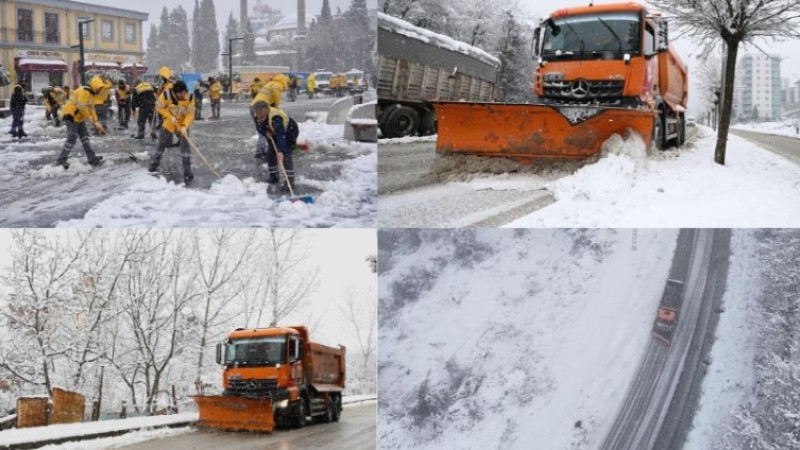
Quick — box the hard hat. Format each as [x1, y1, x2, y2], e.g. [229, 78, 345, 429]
[89, 76, 105, 92]
[158, 66, 172, 79]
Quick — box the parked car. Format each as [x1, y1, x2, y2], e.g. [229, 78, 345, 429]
[686, 116, 697, 127]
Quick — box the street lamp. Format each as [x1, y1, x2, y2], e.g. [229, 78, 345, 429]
[72, 19, 95, 87]
[223, 36, 244, 95]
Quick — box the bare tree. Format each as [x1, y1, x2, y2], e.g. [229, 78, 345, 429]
[649, 0, 800, 165]
[190, 229, 254, 395]
[339, 285, 377, 394]
[0, 230, 90, 396]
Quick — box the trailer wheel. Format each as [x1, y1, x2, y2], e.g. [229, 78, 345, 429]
[652, 111, 665, 151]
[383, 106, 419, 138]
[419, 109, 437, 136]
[331, 394, 342, 422]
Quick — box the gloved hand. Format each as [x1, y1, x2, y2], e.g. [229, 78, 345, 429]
[94, 123, 106, 135]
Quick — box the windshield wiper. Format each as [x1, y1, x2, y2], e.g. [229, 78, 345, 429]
[560, 20, 586, 53]
[596, 17, 623, 52]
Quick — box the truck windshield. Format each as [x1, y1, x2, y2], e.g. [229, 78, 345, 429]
[316, 73, 332, 82]
[225, 336, 286, 366]
[542, 12, 640, 59]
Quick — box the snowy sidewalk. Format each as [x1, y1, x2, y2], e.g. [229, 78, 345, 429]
[0, 413, 197, 449]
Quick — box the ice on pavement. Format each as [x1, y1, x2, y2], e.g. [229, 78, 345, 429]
[379, 229, 678, 450]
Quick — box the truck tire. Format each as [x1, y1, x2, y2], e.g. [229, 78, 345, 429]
[331, 394, 342, 422]
[678, 114, 686, 146]
[419, 109, 437, 136]
[652, 112, 665, 151]
[294, 394, 309, 428]
[383, 105, 419, 138]
[323, 396, 334, 423]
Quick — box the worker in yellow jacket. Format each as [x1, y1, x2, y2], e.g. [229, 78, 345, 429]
[257, 78, 284, 108]
[56, 76, 108, 169]
[149, 80, 196, 183]
[250, 78, 263, 99]
[208, 76, 222, 119]
[44, 85, 65, 126]
[92, 80, 112, 135]
[306, 73, 316, 99]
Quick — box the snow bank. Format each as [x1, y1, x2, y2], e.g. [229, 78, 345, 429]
[733, 120, 800, 139]
[379, 229, 678, 450]
[36, 426, 192, 450]
[506, 127, 800, 227]
[0, 412, 196, 447]
[684, 230, 761, 450]
[378, 12, 501, 67]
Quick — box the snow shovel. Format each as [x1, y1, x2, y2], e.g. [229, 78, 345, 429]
[179, 128, 221, 179]
[267, 134, 314, 204]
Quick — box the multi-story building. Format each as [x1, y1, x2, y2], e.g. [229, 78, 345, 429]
[0, 0, 148, 99]
[736, 52, 783, 120]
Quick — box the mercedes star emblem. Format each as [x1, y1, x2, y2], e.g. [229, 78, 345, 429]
[571, 79, 590, 98]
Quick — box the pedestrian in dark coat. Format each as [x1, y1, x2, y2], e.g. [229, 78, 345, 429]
[9, 85, 27, 138]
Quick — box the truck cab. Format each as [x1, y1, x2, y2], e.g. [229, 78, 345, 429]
[314, 71, 333, 95]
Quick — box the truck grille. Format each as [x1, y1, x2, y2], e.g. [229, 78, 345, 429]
[543, 80, 625, 103]
[226, 378, 278, 397]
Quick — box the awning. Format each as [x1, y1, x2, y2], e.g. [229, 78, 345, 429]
[16, 58, 68, 72]
[83, 61, 120, 70]
[120, 62, 147, 74]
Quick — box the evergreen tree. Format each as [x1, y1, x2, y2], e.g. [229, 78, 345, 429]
[145, 24, 159, 70]
[223, 12, 240, 67]
[191, 0, 202, 70]
[242, 17, 256, 64]
[345, 0, 374, 73]
[170, 6, 191, 70]
[155, 7, 171, 70]
[321, 0, 332, 24]
[198, 0, 220, 73]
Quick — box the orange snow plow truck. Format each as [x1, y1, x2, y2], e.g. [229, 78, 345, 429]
[435, 2, 688, 160]
[193, 326, 345, 432]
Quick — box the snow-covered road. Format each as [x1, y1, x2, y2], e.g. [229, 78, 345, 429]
[0, 100, 376, 227]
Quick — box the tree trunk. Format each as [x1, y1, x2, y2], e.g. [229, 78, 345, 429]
[715, 39, 740, 165]
[195, 295, 212, 395]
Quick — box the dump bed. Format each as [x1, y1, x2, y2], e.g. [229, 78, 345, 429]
[377, 12, 499, 104]
[659, 46, 688, 111]
[661, 279, 685, 311]
[306, 342, 346, 391]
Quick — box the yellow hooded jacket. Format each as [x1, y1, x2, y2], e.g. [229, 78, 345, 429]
[306, 73, 317, 92]
[256, 81, 283, 107]
[60, 87, 102, 123]
[157, 89, 195, 133]
[209, 81, 222, 100]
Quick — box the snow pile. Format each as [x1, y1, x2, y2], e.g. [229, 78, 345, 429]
[506, 127, 800, 227]
[0, 412, 197, 448]
[378, 12, 501, 67]
[29, 160, 92, 179]
[37, 426, 192, 450]
[733, 119, 800, 138]
[379, 229, 678, 450]
[684, 230, 761, 450]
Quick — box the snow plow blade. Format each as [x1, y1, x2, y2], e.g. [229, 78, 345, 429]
[434, 102, 656, 159]
[193, 396, 275, 432]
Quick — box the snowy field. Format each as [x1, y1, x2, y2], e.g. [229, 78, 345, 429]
[0, 103, 376, 228]
[733, 119, 800, 139]
[379, 229, 678, 450]
[505, 127, 800, 227]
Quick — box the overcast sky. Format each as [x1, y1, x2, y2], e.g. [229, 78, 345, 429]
[90, 0, 373, 45]
[521, 0, 800, 115]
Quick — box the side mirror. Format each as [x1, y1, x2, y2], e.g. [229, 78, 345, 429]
[532, 26, 541, 59]
[215, 343, 222, 365]
[656, 20, 669, 52]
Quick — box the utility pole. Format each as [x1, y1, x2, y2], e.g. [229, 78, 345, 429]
[77, 19, 94, 86]
[222, 36, 244, 95]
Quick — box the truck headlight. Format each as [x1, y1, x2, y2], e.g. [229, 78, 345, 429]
[275, 400, 289, 409]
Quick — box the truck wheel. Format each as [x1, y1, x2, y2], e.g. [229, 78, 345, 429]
[652, 113, 665, 151]
[323, 396, 334, 423]
[294, 395, 309, 428]
[678, 114, 686, 146]
[419, 109, 437, 136]
[331, 394, 342, 422]
[384, 106, 419, 138]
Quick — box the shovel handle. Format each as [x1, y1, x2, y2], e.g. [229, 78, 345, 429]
[267, 134, 296, 197]
[180, 129, 221, 178]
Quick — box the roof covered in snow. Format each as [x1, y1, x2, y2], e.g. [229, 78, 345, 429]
[270, 14, 314, 32]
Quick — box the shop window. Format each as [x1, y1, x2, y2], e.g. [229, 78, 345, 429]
[45, 13, 59, 44]
[125, 23, 135, 43]
[17, 9, 34, 42]
[102, 20, 113, 41]
[77, 17, 91, 40]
